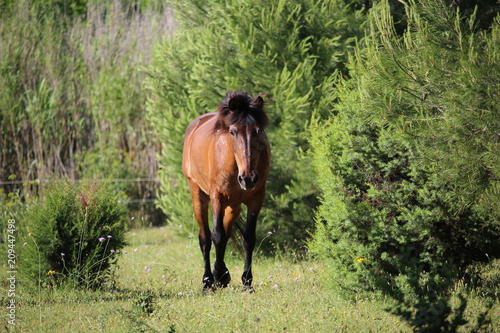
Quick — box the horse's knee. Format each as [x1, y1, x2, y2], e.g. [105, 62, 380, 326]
[211, 228, 227, 245]
[199, 232, 211, 247]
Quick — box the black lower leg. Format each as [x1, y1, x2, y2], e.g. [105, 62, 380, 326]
[200, 232, 214, 290]
[211, 226, 231, 287]
[241, 228, 256, 289]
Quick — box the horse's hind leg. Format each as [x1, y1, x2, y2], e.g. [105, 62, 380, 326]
[188, 181, 213, 291]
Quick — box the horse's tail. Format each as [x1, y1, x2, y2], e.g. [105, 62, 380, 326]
[230, 215, 245, 256]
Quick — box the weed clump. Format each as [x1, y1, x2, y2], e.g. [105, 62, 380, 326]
[20, 180, 127, 289]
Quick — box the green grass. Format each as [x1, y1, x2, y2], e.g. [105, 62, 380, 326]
[4, 227, 499, 332]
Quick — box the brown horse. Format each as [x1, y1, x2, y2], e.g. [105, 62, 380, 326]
[182, 91, 270, 292]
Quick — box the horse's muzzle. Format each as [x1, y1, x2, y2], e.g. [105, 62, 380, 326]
[238, 172, 259, 190]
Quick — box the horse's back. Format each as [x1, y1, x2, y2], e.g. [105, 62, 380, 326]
[184, 112, 216, 139]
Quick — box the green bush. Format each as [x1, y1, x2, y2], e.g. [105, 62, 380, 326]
[146, 0, 365, 251]
[19, 180, 127, 288]
[310, 0, 500, 329]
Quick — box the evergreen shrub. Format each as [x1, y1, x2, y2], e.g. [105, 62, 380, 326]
[310, 0, 500, 329]
[20, 180, 127, 288]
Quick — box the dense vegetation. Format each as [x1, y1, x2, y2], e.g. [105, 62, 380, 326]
[0, 0, 173, 224]
[1, 0, 499, 330]
[310, 0, 500, 329]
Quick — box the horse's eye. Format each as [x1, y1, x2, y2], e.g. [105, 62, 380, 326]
[229, 129, 237, 137]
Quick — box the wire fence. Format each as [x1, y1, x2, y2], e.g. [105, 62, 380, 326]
[0, 178, 160, 205]
[0, 178, 159, 185]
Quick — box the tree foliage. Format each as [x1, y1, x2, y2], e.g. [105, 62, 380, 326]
[146, 0, 366, 250]
[310, 0, 500, 328]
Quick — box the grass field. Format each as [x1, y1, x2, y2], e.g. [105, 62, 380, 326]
[4, 227, 499, 332]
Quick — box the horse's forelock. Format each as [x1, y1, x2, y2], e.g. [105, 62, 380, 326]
[214, 91, 268, 133]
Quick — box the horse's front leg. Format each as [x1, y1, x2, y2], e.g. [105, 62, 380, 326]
[211, 195, 231, 287]
[242, 192, 265, 291]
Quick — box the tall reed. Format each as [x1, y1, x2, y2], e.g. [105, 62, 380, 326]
[0, 0, 174, 223]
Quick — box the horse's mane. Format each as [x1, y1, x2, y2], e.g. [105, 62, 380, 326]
[214, 91, 269, 133]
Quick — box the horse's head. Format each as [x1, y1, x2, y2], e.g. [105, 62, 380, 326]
[215, 91, 269, 190]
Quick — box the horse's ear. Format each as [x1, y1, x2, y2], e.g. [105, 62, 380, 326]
[253, 96, 264, 109]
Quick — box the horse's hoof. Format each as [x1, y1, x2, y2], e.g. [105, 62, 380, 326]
[202, 286, 215, 294]
[241, 286, 255, 294]
[213, 268, 231, 287]
[202, 276, 215, 293]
